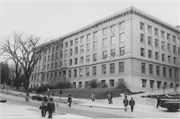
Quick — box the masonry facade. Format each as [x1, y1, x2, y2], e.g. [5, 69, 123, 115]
[29, 7, 180, 92]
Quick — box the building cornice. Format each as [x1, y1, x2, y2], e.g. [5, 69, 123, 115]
[57, 6, 179, 42]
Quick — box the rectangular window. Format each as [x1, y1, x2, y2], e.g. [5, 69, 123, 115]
[94, 32, 97, 40]
[163, 67, 166, 77]
[109, 79, 114, 87]
[148, 50, 152, 58]
[81, 36, 84, 44]
[167, 33, 170, 41]
[173, 45, 176, 53]
[111, 36, 116, 45]
[69, 70, 71, 78]
[79, 68, 83, 78]
[162, 54, 165, 62]
[56, 45, 59, 51]
[69, 49, 73, 56]
[157, 81, 161, 89]
[150, 80, 154, 89]
[155, 28, 158, 36]
[87, 34, 91, 42]
[141, 63, 145, 73]
[75, 47, 78, 54]
[148, 25, 152, 34]
[168, 56, 171, 63]
[111, 49, 115, 58]
[70, 40, 73, 46]
[103, 38, 107, 47]
[103, 51, 107, 59]
[148, 36, 152, 45]
[161, 31, 165, 39]
[75, 58, 78, 65]
[74, 69, 77, 78]
[140, 48, 145, 57]
[140, 34, 145, 43]
[93, 66, 96, 76]
[178, 38, 180, 45]
[80, 56, 84, 64]
[93, 41, 97, 50]
[178, 47, 180, 54]
[64, 50, 68, 58]
[155, 52, 159, 60]
[172, 36, 176, 43]
[103, 28, 107, 36]
[140, 22, 144, 30]
[86, 55, 90, 63]
[75, 38, 78, 46]
[119, 33, 125, 42]
[119, 47, 125, 56]
[93, 53, 97, 61]
[167, 43, 171, 52]
[102, 64, 106, 75]
[87, 43, 90, 51]
[86, 67, 89, 76]
[111, 25, 116, 34]
[119, 62, 124, 72]
[110, 63, 115, 74]
[51, 63, 54, 69]
[142, 79, 147, 88]
[170, 83, 173, 88]
[119, 21, 125, 30]
[64, 60, 67, 67]
[161, 41, 165, 50]
[156, 66, 160, 76]
[149, 64, 153, 74]
[155, 39, 159, 48]
[169, 68, 172, 78]
[174, 57, 176, 64]
[81, 45, 84, 53]
[65, 42, 68, 48]
[69, 59, 72, 66]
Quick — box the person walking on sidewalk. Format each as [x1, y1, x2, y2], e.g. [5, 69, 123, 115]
[47, 98, 55, 119]
[67, 93, 72, 107]
[92, 93, 95, 101]
[59, 90, 62, 97]
[108, 93, 113, 104]
[25, 91, 29, 103]
[123, 96, 129, 111]
[41, 97, 48, 117]
[129, 97, 135, 112]
[156, 96, 160, 108]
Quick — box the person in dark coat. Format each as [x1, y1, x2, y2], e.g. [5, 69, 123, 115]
[156, 96, 160, 108]
[92, 93, 95, 101]
[129, 97, 135, 112]
[47, 98, 55, 119]
[108, 93, 113, 104]
[41, 96, 48, 117]
[67, 93, 72, 107]
[123, 96, 128, 111]
[59, 90, 62, 97]
[26, 91, 29, 102]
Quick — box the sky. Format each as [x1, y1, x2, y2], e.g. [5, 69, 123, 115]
[0, 0, 179, 63]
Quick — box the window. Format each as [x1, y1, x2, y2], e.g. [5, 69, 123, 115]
[111, 49, 115, 57]
[140, 34, 145, 43]
[69, 49, 72, 56]
[69, 70, 71, 78]
[162, 54, 165, 62]
[119, 62, 124, 72]
[167, 33, 170, 41]
[155, 28, 158, 36]
[55, 53, 58, 60]
[110, 63, 115, 74]
[79, 68, 83, 77]
[178, 47, 180, 54]
[102, 64, 106, 75]
[167, 43, 171, 52]
[65, 42, 68, 48]
[93, 66, 96, 76]
[69, 59, 72, 66]
[80, 56, 84, 64]
[55, 62, 58, 69]
[168, 56, 171, 63]
[103, 51, 107, 59]
[119, 33, 125, 42]
[103, 28, 107, 36]
[93, 53, 97, 61]
[60, 44, 63, 50]
[51, 54, 54, 61]
[59, 61, 62, 68]
[119, 21, 125, 30]
[173, 36, 176, 43]
[170, 83, 173, 88]
[174, 57, 176, 64]
[149, 64, 153, 74]
[169, 68, 172, 78]
[141, 63, 145, 73]
[81, 36, 84, 44]
[86, 55, 90, 63]
[140, 22, 144, 30]
[161, 31, 165, 39]
[140, 48, 145, 56]
[164, 82, 167, 89]
[156, 66, 160, 76]
[73, 82, 76, 88]
[87, 43, 90, 51]
[64, 50, 68, 58]
[74, 69, 77, 77]
[119, 47, 125, 56]
[87, 34, 91, 42]
[75, 38, 78, 46]
[64, 60, 67, 67]
[51, 63, 54, 69]
[86, 67, 89, 76]
[70, 40, 73, 46]
[148, 37, 152, 45]
[157, 81, 161, 89]
[93, 41, 97, 50]
[111, 25, 116, 34]
[148, 50, 152, 58]
[81, 45, 84, 53]
[161, 41, 165, 50]
[52, 47, 55, 52]
[56, 45, 59, 51]
[109, 79, 114, 87]
[142, 79, 147, 88]
[163, 67, 166, 77]
[148, 25, 152, 34]
[173, 45, 176, 53]
[75, 47, 78, 54]
[103, 38, 107, 47]
[111, 36, 116, 45]
[75, 58, 78, 65]
[155, 52, 159, 60]
[94, 32, 98, 40]
[178, 38, 180, 45]
[44, 65, 46, 70]
[150, 80, 154, 89]
[155, 39, 159, 48]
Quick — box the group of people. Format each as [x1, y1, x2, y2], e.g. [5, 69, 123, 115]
[123, 96, 135, 112]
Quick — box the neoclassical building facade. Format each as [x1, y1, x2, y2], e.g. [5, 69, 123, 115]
[29, 7, 180, 92]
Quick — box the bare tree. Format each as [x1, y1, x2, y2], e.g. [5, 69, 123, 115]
[1, 32, 56, 90]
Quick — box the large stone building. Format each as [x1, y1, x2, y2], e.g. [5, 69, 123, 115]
[29, 7, 180, 92]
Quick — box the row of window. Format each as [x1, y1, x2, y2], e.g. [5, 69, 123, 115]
[141, 62, 178, 78]
[140, 22, 180, 44]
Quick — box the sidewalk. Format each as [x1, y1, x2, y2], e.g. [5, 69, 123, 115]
[0, 101, 88, 118]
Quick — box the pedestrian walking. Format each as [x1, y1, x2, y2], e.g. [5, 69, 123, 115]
[108, 93, 113, 104]
[91, 93, 95, 101]
[67, 93, 72, 107]
[59, 90, 62, 97]
[47, 98, 55, 119]
[129, 97, 135, 112]
[156, 96, 160, 108]
[25, 91, 29, 102]
[123, 96, 129, 111]
[40, 96, 48, 117]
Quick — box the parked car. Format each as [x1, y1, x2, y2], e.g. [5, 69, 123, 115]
[31, 94, 45, 101]
[159, 98, 180, 112]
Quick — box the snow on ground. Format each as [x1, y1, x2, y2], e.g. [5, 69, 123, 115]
[0, 102, 88, 118]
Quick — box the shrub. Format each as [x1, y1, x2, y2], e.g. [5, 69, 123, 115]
[56, 80, 69, 89]
[116, 81, 127, 90]
[98, 82, 107, 88]
[90, 79, 98, 88]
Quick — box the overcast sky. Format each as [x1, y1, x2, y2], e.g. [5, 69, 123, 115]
[1, 0, 179, 44]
